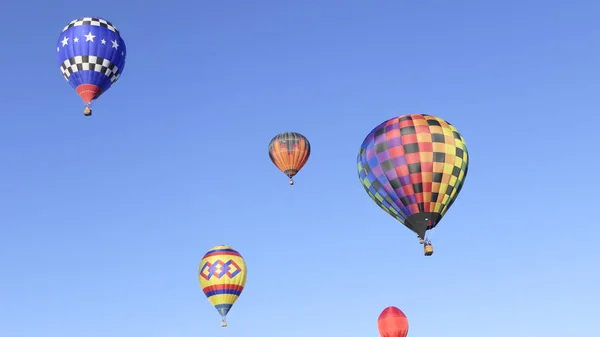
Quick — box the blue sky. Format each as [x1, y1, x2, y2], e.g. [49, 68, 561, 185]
[0, 1, 599, 336]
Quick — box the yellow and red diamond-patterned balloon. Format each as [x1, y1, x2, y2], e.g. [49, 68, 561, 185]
[198, 245, 247, 327]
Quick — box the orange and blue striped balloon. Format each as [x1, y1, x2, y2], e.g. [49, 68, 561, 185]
[198, 245, 247, 327]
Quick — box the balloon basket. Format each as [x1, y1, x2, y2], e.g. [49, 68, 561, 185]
[424, 244, 434, 256]
[289, 179, 294, 185]
[83, 105, 92, 117]
[221, 321, 227, 328]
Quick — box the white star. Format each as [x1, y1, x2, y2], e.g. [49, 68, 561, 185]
[111, 39, 119, 49]
[61, 37, 69, 46]
[101, 39, 106, 44]
[74, 37, 79, 43]
[84, 32, 96, 42]
[57, 47, 59, 51]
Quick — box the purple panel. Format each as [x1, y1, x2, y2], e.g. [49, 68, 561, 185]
[392, 156, 406, 167]
[371, 164, 384, 177]
[393, 185, 407, 200]
[366, 146, 376, 160]
[399, 175, 411, 186]
[374, 132, 386, 145]
[375, 133, 386, 144]
[377, 151, 390, 162]
[388, 137, 402, 147]
[385, 123, 400, 131]
[381, 181, 395, 198]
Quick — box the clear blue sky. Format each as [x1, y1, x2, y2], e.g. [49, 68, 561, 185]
[0, 1, 598, 336]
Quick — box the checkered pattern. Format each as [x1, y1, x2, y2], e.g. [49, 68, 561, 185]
[60, 56, 121, 83]
[357, 114, 469, 232]
[62, 17, 120, 35]
[268, 132, 311, 177]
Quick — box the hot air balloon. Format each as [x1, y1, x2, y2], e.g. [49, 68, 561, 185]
[357, 114, 469, 256]
[198, 245, 247, 327]
[378, 306, 409, 337]
[268, 132, 311, 185]
[56, 17, 127, 116]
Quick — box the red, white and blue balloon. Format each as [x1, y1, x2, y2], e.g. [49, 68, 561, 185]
[56, 17, 127, 115]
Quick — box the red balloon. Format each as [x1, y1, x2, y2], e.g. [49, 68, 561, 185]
[377, 306, 409, 337]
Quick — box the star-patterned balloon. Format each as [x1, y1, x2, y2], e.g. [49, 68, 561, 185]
[56, 17, 127, 112]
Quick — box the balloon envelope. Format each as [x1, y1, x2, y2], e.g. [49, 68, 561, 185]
[56, 17, 127, 103]
[198, 245, 247, 326]
[268, 132, 311, 183]
[378, 306, 409, 337]
[357, 114, 469, 239]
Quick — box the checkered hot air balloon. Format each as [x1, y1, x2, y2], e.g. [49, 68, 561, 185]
[268, 132, 311, 185]
[357, 114, 469, 256]
[198, 245, 247, 327]
[56, 17, 127, 116]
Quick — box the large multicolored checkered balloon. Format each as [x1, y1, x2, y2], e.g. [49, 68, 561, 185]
[56, 17, 127, 115]
[357, 114, 469, 241]
[198, 245, 247, 327]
